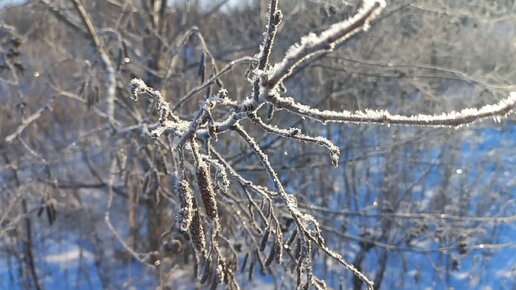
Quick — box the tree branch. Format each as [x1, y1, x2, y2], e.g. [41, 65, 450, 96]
[267, 92, 516, 127]
[71, 0, 116, 123]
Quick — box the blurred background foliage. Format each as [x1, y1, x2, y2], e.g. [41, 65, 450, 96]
[0, 0, 515, 289]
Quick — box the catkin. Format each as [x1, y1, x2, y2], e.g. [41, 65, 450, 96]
[177, 179, 193, 232]
[197, 163, 219, 220]
[208, 158, 229, 195]
[264, 243, 276, 266]
[190, 209, 206, 256]
[260, 230, 270, 252]
[275, 240, 283, 264]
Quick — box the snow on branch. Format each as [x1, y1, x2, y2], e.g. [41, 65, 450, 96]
[257, 0, 281, 71]
[233, 123, 373, 289]
[249, 112, 340, 166]
[263, 0, 386, 89]
[268, 92, 516, 127]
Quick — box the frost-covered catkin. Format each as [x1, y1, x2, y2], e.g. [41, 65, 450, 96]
[197, 163, 219, 220]
[216, 262, 225, 284]
[190, 209, 206, 256]
[177, 179, 194, 231]
[210, 159, 230, 195]
[129, 78, 147, 101]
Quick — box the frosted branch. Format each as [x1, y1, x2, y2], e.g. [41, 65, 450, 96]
[253, 0, 282, 101]
[249, 113, 340, 166]
[122, 1, 516, 288]
[268, 92, 516, 127]
[233, 123, 371, 288]
[210, 148, 277, 198]
[129, 78, 183, 137]
[264, 0, 386, 88]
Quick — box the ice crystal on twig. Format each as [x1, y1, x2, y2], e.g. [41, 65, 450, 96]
[267, 92, 516, 127]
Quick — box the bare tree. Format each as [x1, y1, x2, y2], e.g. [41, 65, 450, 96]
[1, 0, 515, 289]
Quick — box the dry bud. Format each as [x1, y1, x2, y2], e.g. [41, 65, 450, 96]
[273, 10, 283, 25]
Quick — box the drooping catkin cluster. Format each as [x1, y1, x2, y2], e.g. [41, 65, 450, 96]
[190, 208, 206, 256]
[196, 162, 219, 220]
[190, 139, 219, 221]
[177, 179, 194, 232]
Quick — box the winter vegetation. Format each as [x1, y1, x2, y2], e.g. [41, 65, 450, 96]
[1, 0, 515, 289]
